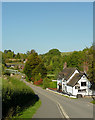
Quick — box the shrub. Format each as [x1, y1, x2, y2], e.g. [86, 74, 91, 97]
[2, 76, 39, 119]
[49, 81, 57, 88]
[3, 71, 10, 76]
[43, 78, 50, 89]
[34, 78, 43, 85]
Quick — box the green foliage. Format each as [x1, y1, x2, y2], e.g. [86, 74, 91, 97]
[16, 53, 21, 59]
[91, 100, 95, 104]
[62, 49, 90, 71]
[2, 46, 94, 89]
[43, 77, 51, 89]
[3, 50, 15, 59]
[15, 100, 41, 118]
[3, 70, 11, 76]
[87, 46, 95, 89]
[48, 49, 61, 56]
[23, 51, 47, 81]
[49, 81, 57, 88]
[2, 76, 39, 118]
[42, 49, 63, 75]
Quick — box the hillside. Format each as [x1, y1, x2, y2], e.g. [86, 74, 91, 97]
[61, 51, 73, 56]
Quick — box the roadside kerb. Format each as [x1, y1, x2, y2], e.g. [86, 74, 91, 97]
[46, 88, 76, 99]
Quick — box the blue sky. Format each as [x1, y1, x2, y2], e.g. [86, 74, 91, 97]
[2, 2, 93, 54]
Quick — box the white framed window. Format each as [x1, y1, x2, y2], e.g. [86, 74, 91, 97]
[81, 82, 86, 86]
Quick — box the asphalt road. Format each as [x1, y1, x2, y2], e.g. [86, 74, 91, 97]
[23, 80, 94, 119]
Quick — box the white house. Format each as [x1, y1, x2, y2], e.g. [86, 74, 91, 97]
[57, 67, 93, 97]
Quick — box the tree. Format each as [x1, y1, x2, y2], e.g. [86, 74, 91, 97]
[23, 51, 47, 81]
[48, 49, 61, 56]
[4, 50, 15, 58]
[16, 53, 21, 59]
[87, 46, 95, 90]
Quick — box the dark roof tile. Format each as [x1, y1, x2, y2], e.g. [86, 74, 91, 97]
[58, 68, 77, 80]
[67, 73, 84, 87]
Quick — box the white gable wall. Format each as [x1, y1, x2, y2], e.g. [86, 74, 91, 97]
[66, 75, 92, 96]
[62, 69, 79, 93]
[77, 75, 92, 96]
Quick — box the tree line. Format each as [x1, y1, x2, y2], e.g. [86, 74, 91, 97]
[1, 46, 95, 89]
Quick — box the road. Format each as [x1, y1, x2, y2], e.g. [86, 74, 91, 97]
[23, 80, 94, 119]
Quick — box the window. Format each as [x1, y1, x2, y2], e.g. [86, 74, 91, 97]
[75, 86, 80, 89]
[81, 82, 86, 86]
[83, 75, 85, 78]
[78, 89, 86, 92]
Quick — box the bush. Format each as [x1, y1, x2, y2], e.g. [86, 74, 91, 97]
[3, 71, 10, 76]
[49, 81, 57, 88]
[2, 76, 39, 119]
[43, 78, 50, 89]
[34, 78, 43, 85]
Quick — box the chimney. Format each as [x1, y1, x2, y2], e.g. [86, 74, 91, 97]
[83, 61, 88, 74]
[63, 62, 67, 69]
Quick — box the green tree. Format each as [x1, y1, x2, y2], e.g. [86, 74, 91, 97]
[23, 51, 47, 81]
[16, 53, 21, 59]
[87, 46, 95, 90]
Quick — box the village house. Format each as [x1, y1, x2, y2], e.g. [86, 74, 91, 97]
[57, 62, 93, 97]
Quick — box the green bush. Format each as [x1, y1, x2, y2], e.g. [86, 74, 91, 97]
[43, 78, 50, 89]
[3, 70, 10, 76]
[49, 81, 57, 88]
[2, 76, 39, 119]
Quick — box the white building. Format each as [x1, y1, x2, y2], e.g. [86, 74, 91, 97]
[57, 67, 93, 97]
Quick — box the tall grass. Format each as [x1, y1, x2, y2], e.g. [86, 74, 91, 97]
[2, 76, 39, 119]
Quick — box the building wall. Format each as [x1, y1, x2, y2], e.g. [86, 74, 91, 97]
[66, 86, 73, 94]
[73, 75, 92, 96]
[73, 86, 78, 95]
[78, 75, 90, 95]
[67, 75, 92, 96]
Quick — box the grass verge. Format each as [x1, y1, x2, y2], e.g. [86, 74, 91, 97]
[91, 100, 95, 104]
[14, 100, 41, 118]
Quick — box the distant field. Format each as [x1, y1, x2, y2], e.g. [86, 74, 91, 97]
[6, 62, 24, 65]
[61, 52, 73, 56]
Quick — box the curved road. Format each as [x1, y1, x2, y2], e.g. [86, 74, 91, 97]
[23, 80, 94, 119]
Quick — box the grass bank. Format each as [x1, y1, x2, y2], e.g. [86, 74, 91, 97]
[14, 100, 41, 118]
[2, 76, 39, 119]
[91, 100, 95, 104]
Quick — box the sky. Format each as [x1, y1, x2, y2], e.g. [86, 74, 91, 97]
[2, 2, 93, 54]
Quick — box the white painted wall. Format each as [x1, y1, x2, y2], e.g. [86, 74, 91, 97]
[78, 75, 90, 95]
[73, 86, 78, 95]
[75, 75, 92, 96]
[67, 86, 73, 94]
[62, 79, 67, 91]
[66, 75, 93, 96]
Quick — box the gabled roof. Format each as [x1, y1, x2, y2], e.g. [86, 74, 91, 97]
[67, 73, 85, 87]
[58, 68, 78, 80]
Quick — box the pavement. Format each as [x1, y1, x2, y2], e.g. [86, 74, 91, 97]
[23, 80, 94, 119]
